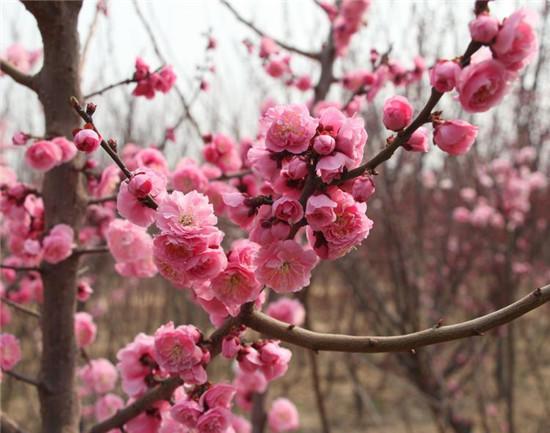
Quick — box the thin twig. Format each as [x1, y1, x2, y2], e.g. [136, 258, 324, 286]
[0, 59, 36, 91]
[1, 297, 40, 319]
[2, 369, 42, 389]
[219, 0, 321, 60]
[0, 264, 40, 272]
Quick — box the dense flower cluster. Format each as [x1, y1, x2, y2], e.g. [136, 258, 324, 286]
[132, 57, 177, 99]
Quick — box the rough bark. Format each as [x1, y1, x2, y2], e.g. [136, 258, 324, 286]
[22, 2, 86, 433]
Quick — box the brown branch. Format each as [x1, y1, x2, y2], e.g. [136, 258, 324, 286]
[244, 285, 550, 353]
[73, 246, 109, 255]
[0, 264, 40, 272]
[219, 0, 320, 60]
[0, 59, 37, 91]
[1, 411, 30, 433]
[1, 297, 40, 319]
[2, 368, 43, 389]
[87, 194, 117, 205]
[84, 77, 135, 99]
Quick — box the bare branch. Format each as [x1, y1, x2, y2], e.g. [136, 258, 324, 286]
[1, 411, 30, 433]
[2, 369, 43, 389]
[1, 297, 40, 319]
[244, 285, 550, 353]
[0, 264, 41, 272]
[0, 59, 37, 91]
[219, 0, 321, 60]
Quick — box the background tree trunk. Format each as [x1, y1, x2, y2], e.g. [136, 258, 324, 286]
[22, 2, 86, 433]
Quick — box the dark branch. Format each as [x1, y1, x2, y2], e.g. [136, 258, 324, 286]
[0, 59, 37, 91]
[1, 297, 40, 319]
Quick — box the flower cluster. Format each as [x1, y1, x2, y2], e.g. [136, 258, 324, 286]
[0, 333, 21, 372]
[25, 137, 77, 171]
[332, 0, 371, 56]
[132, 57, 177, 99]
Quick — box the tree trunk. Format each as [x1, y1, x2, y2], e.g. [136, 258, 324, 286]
[23, 2, 86, 433]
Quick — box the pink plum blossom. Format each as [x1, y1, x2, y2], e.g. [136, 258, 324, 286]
[255, 240, 318, 293]
[429, 60, 460, 93]
[25, 140, 62, 171]
[457, 59, 509, 113]
[74, 129, 101, 153]
[382, 96, 413, 131]
[0, 333, 21, 371]
[266, 298, 305, 326]
[74, 312, 97, 348]
[403, 127, 430, 152]
[95, 393, 124, 421]
[78, 358, 118, 394]
[434, 120, 479, 156]
[469, 14, 499, 43]
[264, 104, 318, 154]
[268, 398, 300, 433]
[42, 224, 74, 264]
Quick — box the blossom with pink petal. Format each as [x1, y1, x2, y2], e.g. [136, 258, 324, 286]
[172, 158, 209, 193]
[266, 298, 305, 326]
[350, 176, 376, 202]
[434, 120, 478, 156]
[156, 190, 217, 234]
[74, 129, 101, 153]
[429, 60, 461, 93]
[51, 137, 77, 163]
[42, 224, 74, 264]
[78, 358, 118, 394]
[457, 59, 509, 113]
[0, 333, 21, 371]
[196, 408, 231, 433]
[268, 398, 299, 433]
[492, 9, 538, 71]
[264, 104, 318, 154]
[25, 140, 62, 171]
[203, 133, 242, 173]
[200, 383, 237, 409]
[469, 14, 499, 44]
[272, 197, 304, 224]
[305, 194, 337, 230]
[210, 263, 262, 316]
[171, 399, 203, 428]
[403, 127, 430, 153]
[74, 312, 97, 348]
[95, 393, 124, 422]
[255, 240, 317, 293]
[382, 96, 413, 131]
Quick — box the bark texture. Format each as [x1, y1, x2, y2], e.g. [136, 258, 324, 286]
[22, 2, 86, 433]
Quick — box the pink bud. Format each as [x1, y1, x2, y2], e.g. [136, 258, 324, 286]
[403, 127, 430, 152]
[25, 140, 63, 171]
[434, 120, 478, 156]
[313, 135, 336, 155]
[74, 129, 101, 153]
[382, 96, 413, 131]
[429, 60, 461, 93]
[469, 14, 499, 44]
[351, 177, 376, 202]
[12, 131, 29, 145]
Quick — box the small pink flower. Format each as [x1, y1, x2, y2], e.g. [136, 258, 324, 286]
[196, 407, 231, 433]
[210, 263, 261, 316]
[171, 399, 203, 428]
[265, 56, 290, 78]
[305, 194, 337, 230]
[200, 383, 237, 409]
[78, 358, 118, 394]
[74, 129, 101, 153]
[222, 334, 241, 359]
[12, 131, 29, 145]
[77, 279, 94, 302]
[429, 60, 461, 93]
[259, 37, 280, 58]
[95, 393, 124, 422]
[266, 298, 305, 326]
[351, 176, 376, 202]
[222, 192, 256, 229]
[156, 190, 217, 235]
[264, 104, 318, 154]
[403, 127, 430, 152]
[457, 59, 509, 113]
[116, 333, 161, 397]
[294, 74, 312, 91]
[492, 9, 538, 71]
[203, 133, 242, 173]
[382, 96, 413, 131]
[50, 137, 77, 163]
[469, 14, 499, 43]
[0, 333, 21, 371]
[258, 341, 292, 381]
[268, 398, 299, 433]
[153, 322, 205, 377]
[313, 135, 336, 155]
[434, 120, 478, 156]
[155, 65, 177, 93]
[255, 240, 318, 293]
[316, 152, 349, 183]
[42, 224, 74, 264]
[272, 197, 304, 224]
[172, 159, 209, 193]
[25, 140, 62, 171]
[74, 312, 97, 348]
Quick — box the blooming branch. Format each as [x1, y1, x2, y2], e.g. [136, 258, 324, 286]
[0, 59, 37, 91]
